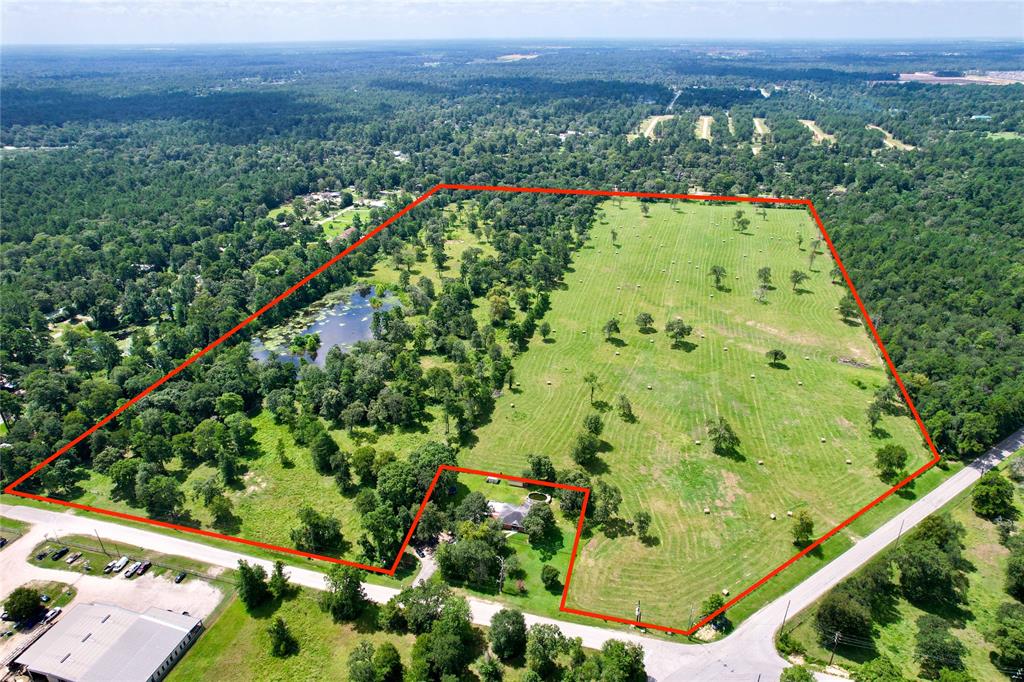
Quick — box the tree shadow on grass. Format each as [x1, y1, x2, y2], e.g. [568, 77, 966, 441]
[841, 318, 861, 327]
[583, 458, 610, 476]
[794, 288, 813, 296]
[638, 327, 657, 335]
[671, 340, 698, 352]
[767, 362, 790, 371]
[870, 426, 892, 440]
[352, 603, 381, 634]
[600, 517, 634, 539]
[605, 337, 627, 348]
[640, 534, 661, 547]
[713, 448, 746, 463]
[591, 400, 612, 414]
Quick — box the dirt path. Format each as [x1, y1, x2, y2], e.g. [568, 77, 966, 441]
[695, 115, 714, 142]
[866, 124, 915, 150]
[798, 119, 836, 145]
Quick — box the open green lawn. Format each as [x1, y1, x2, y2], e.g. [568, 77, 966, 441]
[322, 207, 372, 239]
[462, 198, 940, 631]
[168, 590, 417, 681]
[784, 452, 1022, 681]
[170, 586, 541, 682]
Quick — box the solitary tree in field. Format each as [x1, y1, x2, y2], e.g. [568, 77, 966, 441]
[797, 233, 805, 250]
[539, 321, 552, 341]
[866, 402, 883, 431]
[972, 471, 1016, 518]
[602, 318, 621, 341]
[765, 349, 787, 367]
[665, 318, 694, 347]
[700, 593, 728, 628]
[610, 229, 618, 244]
[791, 510, 815, 547]
[583, 372, 602, 405]
[267, 617, 297, 657]
[757, 267, 773, 288]
[754, 286, 768, 304]
[830, 264, 842, 284]
[617, 394, 635, 422]
[709, 265, 727, 289]
[838, 293, 859, 322]
[634, 510, 652, 540]
[875, 444, 909, 483]
[635, 312, 654, 331]
[706, 417, 740, 456]
[790, 270, 809, 292]
[583, 413, 604, 436]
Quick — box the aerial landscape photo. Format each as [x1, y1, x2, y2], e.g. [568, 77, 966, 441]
[1, 1, 1022, 680]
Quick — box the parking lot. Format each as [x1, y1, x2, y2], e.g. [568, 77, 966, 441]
[0, 518, 227, 663]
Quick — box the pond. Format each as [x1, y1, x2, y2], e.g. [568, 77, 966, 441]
[250, 286, 397, 368]
[527, 492, 551, 504]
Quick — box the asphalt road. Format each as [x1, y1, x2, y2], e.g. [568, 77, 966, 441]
[2, 426, 1020, 680]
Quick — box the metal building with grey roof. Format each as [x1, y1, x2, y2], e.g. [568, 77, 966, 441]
[10, 602, 203, 682]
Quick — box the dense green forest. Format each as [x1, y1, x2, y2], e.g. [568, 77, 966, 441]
[1, 41, 1022, 502]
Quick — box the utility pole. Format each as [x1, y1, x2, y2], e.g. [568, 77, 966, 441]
[94, 530, 107, 556]
[827, 631, 840, 666]
[780, 599, 791, 632]
[895, 518, 906, 548]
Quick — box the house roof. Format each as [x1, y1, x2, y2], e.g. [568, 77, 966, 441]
[490, 501, 530, 526]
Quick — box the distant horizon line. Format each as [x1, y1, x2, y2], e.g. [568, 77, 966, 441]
[3, 36, 1022, 49]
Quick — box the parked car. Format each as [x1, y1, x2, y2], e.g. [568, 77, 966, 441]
[82, 560, 93, 572]
[0, 537, 8, 548]
[39, 594, 50, 603]
[65, 552, 82, 565]
[124, 561, 142, 578]
[413, 546, 425, 558]
[1, 611, 10, 621]
[50, 547, 69, 561]
[110, 556, 129, 573]
[103, 559, 116, 574]
[136, 560, 152, 576]
[43, 608, 61, 623]
[35, 549, 50, 560]
[174, 571, 187, 584]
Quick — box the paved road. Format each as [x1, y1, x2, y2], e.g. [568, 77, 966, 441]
[2, 426, 1020, 680]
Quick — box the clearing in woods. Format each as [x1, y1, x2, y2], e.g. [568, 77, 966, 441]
[798, 119, 837, 145]
[629, 115, 675, 141]
[696, 115, 714, 141]
[866, 125, 916, 151]
[461, 198, 938, 630]
[752, 118, 771, 155]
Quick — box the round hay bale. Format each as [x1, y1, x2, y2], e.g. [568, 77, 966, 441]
[787, 510, 793, 517]
[846, 458, 852, 465]
[750, 374, 756, 379]
[695, 439, 701, 445]
[722, 589, 729, 596]
[546, 380, 552, 386]
[770, 513, 776, 520]
[758, 459, 764, 465]
[646, 384, 653, 390]
[798, 381, 803, 386]
[704, 507, 710, 514]
[820, 437, 827, 443]
[614, 351, 620, 356]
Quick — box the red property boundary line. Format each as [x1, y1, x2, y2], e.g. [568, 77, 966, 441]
[4, 184, 941, 635]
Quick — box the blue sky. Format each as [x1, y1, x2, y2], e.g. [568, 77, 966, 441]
[3, 0, 1022, 45]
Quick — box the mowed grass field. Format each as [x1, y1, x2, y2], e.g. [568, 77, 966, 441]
[462, 199, 935, 630]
